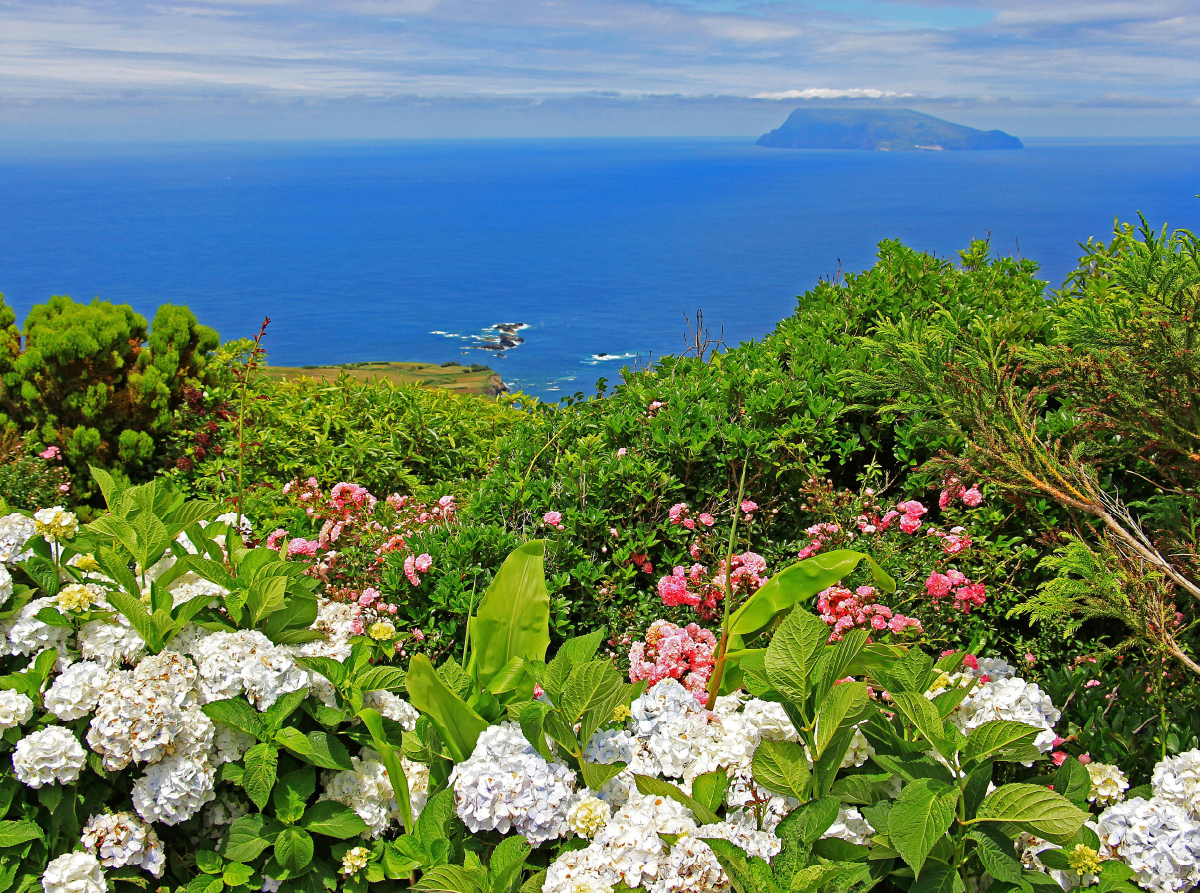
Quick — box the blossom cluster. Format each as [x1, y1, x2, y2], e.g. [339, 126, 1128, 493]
[627, 620, 716, 694]
[656, 553, 768, 620]
[925, 569, 988, 613]
[815, 585, 922, 642]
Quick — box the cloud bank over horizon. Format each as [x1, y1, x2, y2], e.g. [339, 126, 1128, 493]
[0, 0, 1197, 139]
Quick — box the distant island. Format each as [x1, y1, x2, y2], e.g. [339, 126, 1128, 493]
[757, 108, 1023, 151]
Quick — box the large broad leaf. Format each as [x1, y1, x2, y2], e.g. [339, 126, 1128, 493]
[405, 654, 489, 763]
[970, 823, 1023, 884]
[888, 778, 959, 879]
[1052, 757, 1092, 810]
[413, 865, 488, 893]
[222, 815, 280, 863]
[243, 743, 279, 810]
[274, 827, 315, 875]
[814, 681, 869, 758]
[907, 862, 962, 893]
[751, 739, 811, 801]
[466, 541, 550, 692]
[203, 698, 270, 741]
[889, 692, 952, 757]
[963, 721, 1041, 764]
[299, 801, 369, 839]
[273, 728, 353, 771]
[764, 609, 830, 705]
[972, 784, 1089, 844]
[0, 821, 42, 848]
[727, 550, 895, 649]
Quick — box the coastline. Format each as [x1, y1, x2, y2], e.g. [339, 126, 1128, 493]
[262, 360, 508, 398]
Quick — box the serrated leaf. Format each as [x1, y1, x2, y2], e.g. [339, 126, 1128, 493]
[814, 681, 869, 758]
[780, 795, 841, 846]
[243, 742, 279, 810]
[223, 863, 256, 887]
[357, 666, 408, 693]
[579, 760, 624, 790]
[973, 784, 1089, 844]
[970, 823, 1023, 883]
[203, 698, 270, 741]
[964, 721, 1041, 764]
[907, 862, 961, 893]
[633, 774, 721, 825]
[196, 850, 225, 874]
[815, 629, 870, 702]
[751, 739, 811, 801]
[274, 728, 353, 770]
[0, 821, 42, 848]
[764, 609, 829, 705]
[300, 801, 369, 839]
[518, 701, 554, 760]
[890, 692, 952, 756]
[560, 661, 621, 723]
[888, 778, 959, 879]
[273, 766, 316, 824]
[412, 865, 487, 893]
[274, 827, 315, 874]
[691, 769, 731, 815]
[1052, 757, 1092, 809]
[221, 814, 278, 862]
[186, 875, 224, 893]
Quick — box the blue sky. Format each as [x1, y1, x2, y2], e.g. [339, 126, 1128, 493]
[0, 0, 1197, 139]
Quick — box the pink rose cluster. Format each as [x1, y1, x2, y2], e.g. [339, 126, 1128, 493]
[939, 476, 984, 510]
[816, 585, 923, 642]
[542, 511, 565, 530]
[797, 522, 840, 559]
[925, 569, 987, 613]
[667, 503, 716, 531]
[403, 553, 434, 587]
[647, 400, 667, 417]
[627, 619, 717, 696]
[656, 552, 768, 620]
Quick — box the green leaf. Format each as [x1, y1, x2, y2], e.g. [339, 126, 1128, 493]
[779, 796, 841, 846]
[356, 708, 413, 833]
[405, 654, 489, 763]
[103, 586, 162, 652]
[691, 769, 731, 815]
[223, 863, 256, 888]
[701, 838, 759, 893]
[964, 721, 1041, 764]
[727, 550, 895, 648]
[907, 862, 962, 893]
[633, 775, 721, 825]
[274, 827, 315, 875]
[518, 701, 555, 761]
[751, 739, 811, 801]
[815, 629, 870, 702]
[243, 742, 279, 810]
[888, 778, 959, 879]
[273, 766, 316, 824]
[889, 692, 951, 756]
[299, 801, 370, 839]
[487, 836, 531, 893]
[412, 865, 487, 893]
[814, 681, 869, 758]
[196, 850, 225, 874]
[186, 875, 224, 893]
[466, 541, 551, 692]
[973, 784, 1089, 844]
[970, 823, 1023, 883]
[1052, 757, 1092, 809]
[203, 698, 270, 741]
[579, 760, 624, 791]
[357, 666, 408, 693]
[264, 690, 310, 734]
[962, 761, 993, 820]
[274, 728, 354, 771]
[561, 661, 621, 722]
[764, 609, 829, 705]
[294, 656, 348, 689]
[222, 815, 278, 862]
[0, 822, 41, 849]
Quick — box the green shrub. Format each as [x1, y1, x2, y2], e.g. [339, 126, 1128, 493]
[6, 295, 217, 483]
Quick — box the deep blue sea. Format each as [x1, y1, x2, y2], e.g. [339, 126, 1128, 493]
[1, 138, 1198, 396]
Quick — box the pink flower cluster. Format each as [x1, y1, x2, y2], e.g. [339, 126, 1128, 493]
[925, 569, 987, 613]
[357, 587, 399, 616]
[627, 619, 717, 695]
[655, 552, 768, 620]
[542, 511, 565, 530]
[667, 503, 715, 531]
[647, 400, 666, 417]
[39, 445, 61, 461]
[939, 476, 984, 509]
[816, 585, 923, 642]
[403, 553, 434, 587]
[740, 500, 758, 520]
[798, 522, 840, 559]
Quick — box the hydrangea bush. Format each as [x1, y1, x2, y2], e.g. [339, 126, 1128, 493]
[1, 476, 1197, 893]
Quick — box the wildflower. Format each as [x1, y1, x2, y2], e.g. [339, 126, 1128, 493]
[265, 529, 288, 551]
[942, 533, 972, 554]
[657, 569, 698, 608]
[628, 620, 717, 693]
[342, 847, 371, 875]
[358, 589, 380, 606]
[926, 573, 952, 599]
[411, 629, 426, 642]
[898, 500, 927, 517]
[369, 621, 396, 641]
[668, 504, 689, 525]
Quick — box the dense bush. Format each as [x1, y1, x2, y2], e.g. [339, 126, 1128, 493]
[0, 293, 218, 483]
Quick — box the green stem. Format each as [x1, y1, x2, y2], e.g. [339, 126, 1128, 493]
[235, 319, 270, 538]
[705, 461, 749, 710]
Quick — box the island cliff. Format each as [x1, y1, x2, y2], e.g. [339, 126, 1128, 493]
[757, 108, 1023, 151]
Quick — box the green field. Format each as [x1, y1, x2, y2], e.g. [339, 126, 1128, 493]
[261, 360, 505, 396]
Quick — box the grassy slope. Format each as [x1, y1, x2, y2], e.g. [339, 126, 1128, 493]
[262, 361, 504, 396]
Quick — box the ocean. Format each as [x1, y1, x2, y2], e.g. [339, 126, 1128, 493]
[1, 138, 1198, 397]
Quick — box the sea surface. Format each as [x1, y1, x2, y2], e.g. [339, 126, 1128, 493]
[1, 137, 1198, 397]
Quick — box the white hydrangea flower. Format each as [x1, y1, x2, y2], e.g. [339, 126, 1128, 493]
[45, 661, 111, 721]
[134, 651, 200, 707]
[647, 833, 730, 893]
[740, 699, 799, 742]
[212, 725, 257, 765]
[0, 564, 11, 606]
[822, 807, 875, 846]
[362, 690, 419, 731]
[1086, 762, 1129, 807]
[0, 689, 34, 729]
[131, 754, 216, 825]
[0, 513, 37, 564]
[1152, 750, 1200, 820]
[2, 596, 70, 657]
[629, 680, 702, 738]
[34, 506, 79, 542]
[449, 722, 577, 845]
[193, 630, 309, 709]
[1097, 797, 1200, 893]
[695, 812, 782, 860]
[81, 812, 166, 877]
[201, 793, 252, 841]
[404, 757, 430, 820]
[300, 600, 360, 662]
[56, 583, 104, 613]
[568, 791, 612, 838]
[80, 615, 146, 669]
[41, 852, 107, 893]
[951, 676, 1060, 752]
[647, 713, 723, 780]
[585, 728, 638, 766]
[214, 512, 253, 537]
[544, 846, 618, 893]
[972, 658, 1018, 681]
[87, 671, 193, 770]
[320, 750, 405, 839]
[842, 727, 875, 769]
[590, 792, 698, 888]
[261, 879, 282, 893]
[13, 725, 87, 787]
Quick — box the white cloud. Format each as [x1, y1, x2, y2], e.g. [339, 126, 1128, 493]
[751, 88, 914, 99]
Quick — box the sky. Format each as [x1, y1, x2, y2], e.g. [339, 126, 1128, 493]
[0, 0, 1198, 140]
